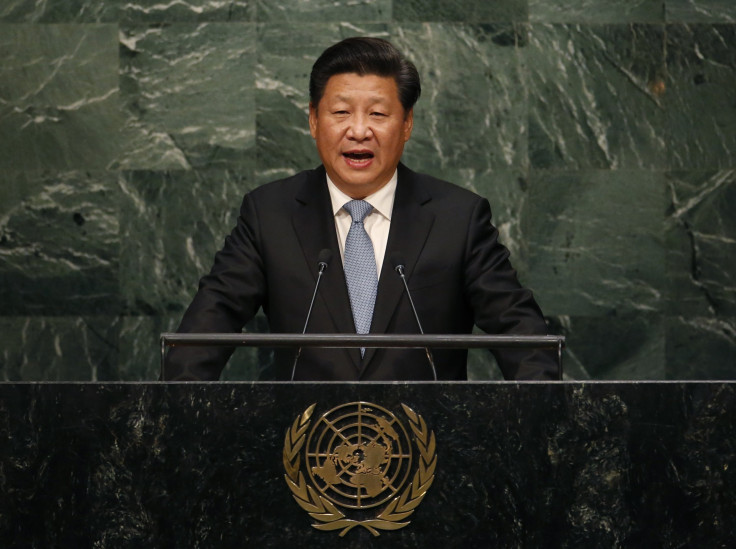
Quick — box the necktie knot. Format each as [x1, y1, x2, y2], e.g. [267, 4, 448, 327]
[344, 200, 373, 224]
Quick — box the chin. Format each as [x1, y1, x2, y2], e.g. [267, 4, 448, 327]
[338, 175, 376, 188]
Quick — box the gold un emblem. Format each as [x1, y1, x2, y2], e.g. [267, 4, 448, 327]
[283, 401, 437, 537]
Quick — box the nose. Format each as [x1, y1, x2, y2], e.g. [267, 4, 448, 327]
[346, 113, 373, 141]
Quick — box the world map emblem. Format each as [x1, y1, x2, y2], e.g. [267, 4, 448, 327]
[283, 401, 437, 536]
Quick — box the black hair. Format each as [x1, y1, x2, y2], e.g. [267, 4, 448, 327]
[309, 37, 421, 114]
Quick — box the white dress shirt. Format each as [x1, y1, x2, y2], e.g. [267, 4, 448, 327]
[326, 170, 397, 278]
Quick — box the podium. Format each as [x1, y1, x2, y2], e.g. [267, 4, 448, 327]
[1, 380, 734, 547]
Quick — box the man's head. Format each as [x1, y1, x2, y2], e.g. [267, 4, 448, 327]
[309, 37, 421, 115]
[308, 37, 421, 199]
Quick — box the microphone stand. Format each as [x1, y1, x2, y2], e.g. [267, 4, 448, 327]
[291, 250, 331, 380]
[393, 259, 438, 381]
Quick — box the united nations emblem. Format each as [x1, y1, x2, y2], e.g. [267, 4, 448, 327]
[283, 401, 437, 536]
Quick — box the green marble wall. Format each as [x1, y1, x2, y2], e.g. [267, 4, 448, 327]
[1, 1, 735, 381]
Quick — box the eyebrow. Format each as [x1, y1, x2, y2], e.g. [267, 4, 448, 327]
[333, 94, 390, 105]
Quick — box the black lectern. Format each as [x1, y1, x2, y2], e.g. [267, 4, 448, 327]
[1, 348, 734, 546]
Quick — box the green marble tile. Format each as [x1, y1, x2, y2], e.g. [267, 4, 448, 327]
[394, 0, 527, 22]
[0, 24, 121, 170]
[547, 314, 665, 379]
[397, 24, 528, 172]
[527, 24, 667, 169]
[665, 171, 736, 317]
[119, 315, 178, 380]
[255, 23, 389, 183]
[666, 0, 736, 22]
[0, 171, 121, 315]
[0, 317, 119, 381]
[665, 24, 736, 170]
[120, 1, 254, 23]
[119, 169, 257, 316]
[0, 1, 254, 22]
[256, 0, 389, 22]
[666, 316, 736, 379]
[525, 170, 666, 316]
[529, 0, 664, 23]
[0, 1, 117, 22]
[469, 169, 533, 273]
[116, 23, 256, 171]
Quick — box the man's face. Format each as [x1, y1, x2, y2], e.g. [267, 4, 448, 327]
[309, 72, 413, 199]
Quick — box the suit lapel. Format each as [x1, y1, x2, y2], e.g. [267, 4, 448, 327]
[362, 164, 435, 369]
[292, 167, 362, 369]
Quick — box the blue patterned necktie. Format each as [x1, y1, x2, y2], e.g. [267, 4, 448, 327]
[343, 200, 378, 358]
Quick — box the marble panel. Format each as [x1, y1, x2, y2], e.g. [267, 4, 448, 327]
[0, 317, 119, 380]
[0, 1, 254, 22]
[665, 171, 736, 317]
[0, 24, 121, 171]
[666, 0, 736, 22]
[116, 23, 256, 171]
[256, 0, 390, 23]
[548, 313, 666, 379]
[118, 316, 178, 381]
[119, 169, 256, 316]
[119, 0, 254, 23]
[529, 0, 665, 23]
[396, 24, 528, 173]
[666, 316, 736, 379]
[394, 0, 527, 22]
[255, 23, 388, 183]
[525, 170, 666, 316]
[665, 24, 736, 170]
[527, 23, 667, 170]
[0, 1, 117, 22]
[0, 171, 121, 315]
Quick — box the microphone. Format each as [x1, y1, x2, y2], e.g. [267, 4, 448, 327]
[390, 253, 438, 381]
[291, 249, 332, 381]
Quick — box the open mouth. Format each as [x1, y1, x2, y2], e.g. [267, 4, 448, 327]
[343, 151, 374, 161]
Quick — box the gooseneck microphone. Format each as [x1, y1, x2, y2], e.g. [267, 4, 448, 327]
[390, 253, 438, 381]
[291, 249, 332, 381]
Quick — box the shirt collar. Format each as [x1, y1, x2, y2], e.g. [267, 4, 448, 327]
[326, 170, 397, 221]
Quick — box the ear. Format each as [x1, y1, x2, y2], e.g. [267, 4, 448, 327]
[402, 108, 414, 142]
[308, 102, 318, 139]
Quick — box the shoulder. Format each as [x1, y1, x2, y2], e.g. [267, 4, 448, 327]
[398, 163, 485, 207]
[246, 166, 324, 202]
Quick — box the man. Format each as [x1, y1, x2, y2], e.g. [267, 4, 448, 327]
[164, 37, 556, 381]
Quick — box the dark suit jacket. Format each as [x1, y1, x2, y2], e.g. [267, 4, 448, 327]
[165, 163, 556, 381]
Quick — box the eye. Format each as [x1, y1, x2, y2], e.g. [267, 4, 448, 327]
[371, 112, 387, 117]
[333, 110, 349, 115]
